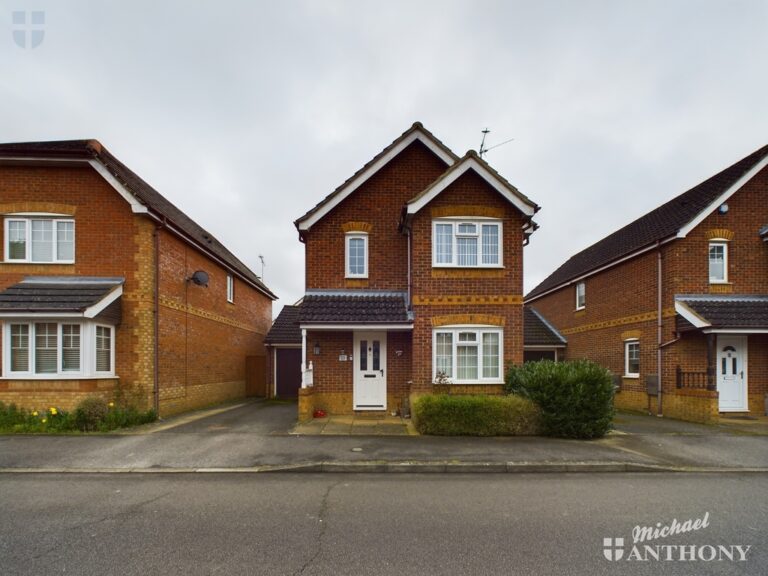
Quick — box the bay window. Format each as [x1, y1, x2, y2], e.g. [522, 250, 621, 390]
[432, 327, 503, 383]
[4, 217, 75, 263]
[432, 219, 502, 268]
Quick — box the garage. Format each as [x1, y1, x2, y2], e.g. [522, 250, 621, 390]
[274, 347, 302, 398]
[265, 304, 303, 398]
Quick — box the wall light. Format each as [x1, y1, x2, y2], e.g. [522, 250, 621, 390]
[313, 342, 321, 355]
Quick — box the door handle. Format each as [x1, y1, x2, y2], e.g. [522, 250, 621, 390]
[380, 369, 384, 376]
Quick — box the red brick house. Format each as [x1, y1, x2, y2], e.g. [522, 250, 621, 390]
[526, 144, 768, 423]
[275, 123, 540, 418]
[0, 140, 276, 416]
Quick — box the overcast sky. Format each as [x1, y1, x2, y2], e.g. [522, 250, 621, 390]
[3, 0, 767, 316]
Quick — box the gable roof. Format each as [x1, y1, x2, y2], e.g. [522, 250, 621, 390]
[294, 122, 458, 233]
[404, 149, 539, 220]
[527, 143, 768, 301]
[0, 140, 276, 300]
[265, 305, 301, 344]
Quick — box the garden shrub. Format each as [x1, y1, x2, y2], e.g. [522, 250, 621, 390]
[506, 360, 614, 439]
[74, 397, 110, 431]
[413, 394, 540, 436]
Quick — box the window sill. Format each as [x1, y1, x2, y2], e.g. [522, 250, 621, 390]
[708, 281, 731, 285]
[2, 261, 76, 265]
[443, 380, 504, 385]
[574, 306, 585, 312]
[623, 374, 640, 379]
[345, 276, 369, 280]
[432, 265, 504, 270]
[1, 374, 119, 380]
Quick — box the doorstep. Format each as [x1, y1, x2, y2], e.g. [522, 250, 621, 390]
[291, 414, 417, 436]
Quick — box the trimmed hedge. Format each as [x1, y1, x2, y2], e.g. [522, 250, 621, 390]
[506, 360, 614, 439]
[413, 394, 540, 436]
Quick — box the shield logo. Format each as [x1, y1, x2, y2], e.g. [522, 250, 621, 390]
[12, 11, 45, 49]
[603, 537, 624, 561]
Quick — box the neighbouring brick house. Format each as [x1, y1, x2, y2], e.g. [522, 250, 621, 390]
[0, 140, 276, 416]
[526, 144, 768, 423]
[270, 122, 540, 418]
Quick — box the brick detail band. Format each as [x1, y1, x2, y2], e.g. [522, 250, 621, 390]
[341, 221, 373, 233]
[159, 295, 265, 334]
[413, 295, 523, 306]
[0, 201, 77, 215]
[560, 308, 676, 335]
[708, 283, 733, 293]
[345, 279, 369, 288]
[430, 205, 505, 219]
[431, 314, 505, 327]
[705, 228, 734, 240]
[621, 329, 642, 340]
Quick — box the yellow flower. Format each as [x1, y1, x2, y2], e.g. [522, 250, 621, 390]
[49, 407, 58, 415]
[108, 402, 115, 408]
[32, 411, 38, 417]
[41, 418, 47, 424]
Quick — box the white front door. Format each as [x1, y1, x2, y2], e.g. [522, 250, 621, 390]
[353, 332, 387, 410]
[717, 335, 748, 412]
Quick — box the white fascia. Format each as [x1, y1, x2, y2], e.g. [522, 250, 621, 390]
[406, 157, 537, 218]
[297, 130, 455, 231]
[88, 159, 148, 214]
[84, 285, 123, 318]
[299, 323, 413, 331]
[676, 153, 768, 238]
[674, 300, 711, 329]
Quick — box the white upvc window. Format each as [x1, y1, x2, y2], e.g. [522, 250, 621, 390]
[708, 240, 728, 283]
[4, 217, 75, 263]
[226, 274, 235, 303]
[432, 326, 503, 384]
[624, 339, 640, 378]
[2, 321, 115, 378]
[432, 219, 502, 268]
[575, 281, 586, 310]
[345, 232, 368, 278]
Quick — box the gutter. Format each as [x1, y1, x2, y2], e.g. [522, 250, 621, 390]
[656, 242, 663, 416]
[153, 220, 163, 415]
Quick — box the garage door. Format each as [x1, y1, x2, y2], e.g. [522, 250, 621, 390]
[524, 350, 557, 362]
[275, 348, 302, 398]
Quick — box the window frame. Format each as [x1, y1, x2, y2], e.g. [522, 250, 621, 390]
[3, 216, 76, 264]
[708, 240, 728, 284]
[575, 281, 586, 310]
[345, 232, 369, 279]
[1, 321, 115, 379]
[226, 273, 235, 303]
[431, 218, 503, 269]
[624, 339, 640, 378]
[432, 326, 504, 384]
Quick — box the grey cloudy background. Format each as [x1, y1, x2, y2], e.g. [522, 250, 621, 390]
[3, 0, 767, 316]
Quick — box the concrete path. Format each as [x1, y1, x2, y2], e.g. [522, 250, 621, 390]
[0, 401, 765, 473]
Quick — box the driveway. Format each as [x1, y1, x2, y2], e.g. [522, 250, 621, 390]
[154, 399, 297, 436]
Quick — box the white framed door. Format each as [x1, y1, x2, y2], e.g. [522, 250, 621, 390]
[717, 335, 748, 412]
[353, 332, 387, 410]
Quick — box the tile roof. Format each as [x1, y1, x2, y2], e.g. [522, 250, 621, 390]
[299, 292, 410, 325]
[265, 305, 301, 344]
[0, 140, 276, 300]
[524, 306, 567, 346]
[0, 276, 123, 314]
[760, 224, 768, 239]
[676, 295, 768, 330]
[527, 144, 768, 300]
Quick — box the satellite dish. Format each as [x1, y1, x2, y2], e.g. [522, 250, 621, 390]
[189, 270, 209, 287]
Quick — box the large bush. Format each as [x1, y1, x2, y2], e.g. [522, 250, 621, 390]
[413, 394, 540, 436]
[506, 360, 614, 439]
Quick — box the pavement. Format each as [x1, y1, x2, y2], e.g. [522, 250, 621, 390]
[0, 400, 766, 474]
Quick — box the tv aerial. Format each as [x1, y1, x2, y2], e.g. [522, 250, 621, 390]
[478, 128, 514, 158]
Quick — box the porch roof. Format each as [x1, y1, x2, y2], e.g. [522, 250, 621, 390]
[0, 276, 123, 321]
[299, 291, 410, 326]
[524, 306, 567, 346]
[675, 295, 768, 332]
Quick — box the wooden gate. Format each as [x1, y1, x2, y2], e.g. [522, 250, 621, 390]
[245, 355, 266, 397]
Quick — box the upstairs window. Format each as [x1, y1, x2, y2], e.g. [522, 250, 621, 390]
[575, 282, 586, 310]
[345, 232, 368, 278]
[432, 219, 502, 268]
[4, 217, 75, 263]
[708, 241, 728, 283]
[226, 274, 235, 303]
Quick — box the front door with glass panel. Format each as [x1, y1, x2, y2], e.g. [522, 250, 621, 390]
[353, 332, 386, 410]
[717, 335, 747, 412]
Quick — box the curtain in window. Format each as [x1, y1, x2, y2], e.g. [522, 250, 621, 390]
[457, 333, 478, 379]
[348, 238, 365, 275]
[435, 224, 452, 264]
[457, 237, 478, 266]
[8, 221, 26, 260]
[482, 332, 500, 378]
[481, 225, 499, 265]
[31, 220, 54, 262]
[435, 332, 452, 377]
[10, 324, 29, 372]
[57, 221, 75, 261]
[62, 324, 80, 372]
[96, 327, 111, 372]
[35, 323, 57, 373]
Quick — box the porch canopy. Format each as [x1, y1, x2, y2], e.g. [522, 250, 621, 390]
[675, 295, 768, 333]
[299, 291, 412, 330]
[0, 276, 123, 322]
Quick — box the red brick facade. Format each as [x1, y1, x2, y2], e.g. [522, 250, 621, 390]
[527, 165, 768, 422]
[0, 160, 273, 416]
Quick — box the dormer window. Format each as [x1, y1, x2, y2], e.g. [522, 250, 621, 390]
[708, 240, 728, 283]
[4, 216, 75, 263]
[345, 232, 368, 278]
[432, 219, 502, 268]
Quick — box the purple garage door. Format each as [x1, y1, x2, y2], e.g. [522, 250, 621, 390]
[275, 348, 302, 398]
